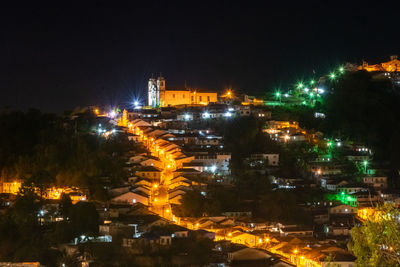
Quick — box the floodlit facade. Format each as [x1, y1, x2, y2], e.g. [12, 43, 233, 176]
[1, 181, 22, 194]
[148, 76, 218, 107]
[359, 55, 400, 72]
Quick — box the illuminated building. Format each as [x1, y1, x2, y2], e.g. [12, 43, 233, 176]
[359, 55, 400, 72]
[118, 109, 129, 127]
[1, 181, 22, 194]
[148, 76, 218, 107]
[357, 207, 376, 220]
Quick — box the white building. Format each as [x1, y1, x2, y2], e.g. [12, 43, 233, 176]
[111, 191, 149, 206]
[363, 176, 387, 189]
[329, 204, 356, 215]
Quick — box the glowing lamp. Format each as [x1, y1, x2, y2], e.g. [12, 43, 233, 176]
[224, 112, 232, 117]
[210, 165, 217, 173]
[109, 110, 117, 118]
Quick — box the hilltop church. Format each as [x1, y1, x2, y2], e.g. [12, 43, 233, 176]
[359, 55, 400, 72]
[148, 76, 218, 107]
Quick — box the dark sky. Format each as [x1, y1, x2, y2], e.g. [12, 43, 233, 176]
[1, 3, 399, 112]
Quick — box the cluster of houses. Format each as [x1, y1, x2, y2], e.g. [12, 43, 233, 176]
[98, 108, 367, 266]
[94, 202, 356, 267]
[176, 215, 355, 267]
[127, 103, 271, 122]
[264, 120, 319, 143]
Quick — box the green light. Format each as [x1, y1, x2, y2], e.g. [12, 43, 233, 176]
[275, 92, 281, 97]
[335, 191, 357, 207]
[310, 80, 315, 85]
[363, 160, 368, 166]
[297, 82, 304, 89]
[309, 92, 314, 97]
[339, 67, 345, 73]
[329, 73, 336, 79]
[327, 141, 333, 147]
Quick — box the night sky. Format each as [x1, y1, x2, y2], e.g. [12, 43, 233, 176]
[1, 3, 399, 112]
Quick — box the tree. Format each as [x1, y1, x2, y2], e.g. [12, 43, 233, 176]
[178, 190, 206, 217]
[348, 204, 400, 266]
[69, 202, 99, 237]
[26, 169, 55, 202]
[59, 194, 73, 219]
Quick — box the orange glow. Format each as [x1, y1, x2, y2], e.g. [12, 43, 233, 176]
[153, 184, 158, 188]
[166, 209, 170, 213]
[228, 232, 232, 237]
[1, 181, 22, 194]
[222, 89, 233, 98]
[293, 249, 298, 254]
[358, 207, 377, 221]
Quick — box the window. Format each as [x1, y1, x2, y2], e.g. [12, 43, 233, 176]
[199, 96, 202, 101]
[183, 94, 185, 98]
[191, 96, 194, 101]
[173, 94, 175, 98]
[207, 96, 210, 101]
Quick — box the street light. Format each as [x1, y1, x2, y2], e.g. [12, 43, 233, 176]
[275, 91, 281, 103]
[363, 160, 368, 173]
[109, 110, 117, 118]
[297, 82, 304, 89]
[329, 73, 336, 80]
[339, 67, 345, 73]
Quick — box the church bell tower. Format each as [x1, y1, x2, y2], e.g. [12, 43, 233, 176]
[157, 76, 165, 107]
